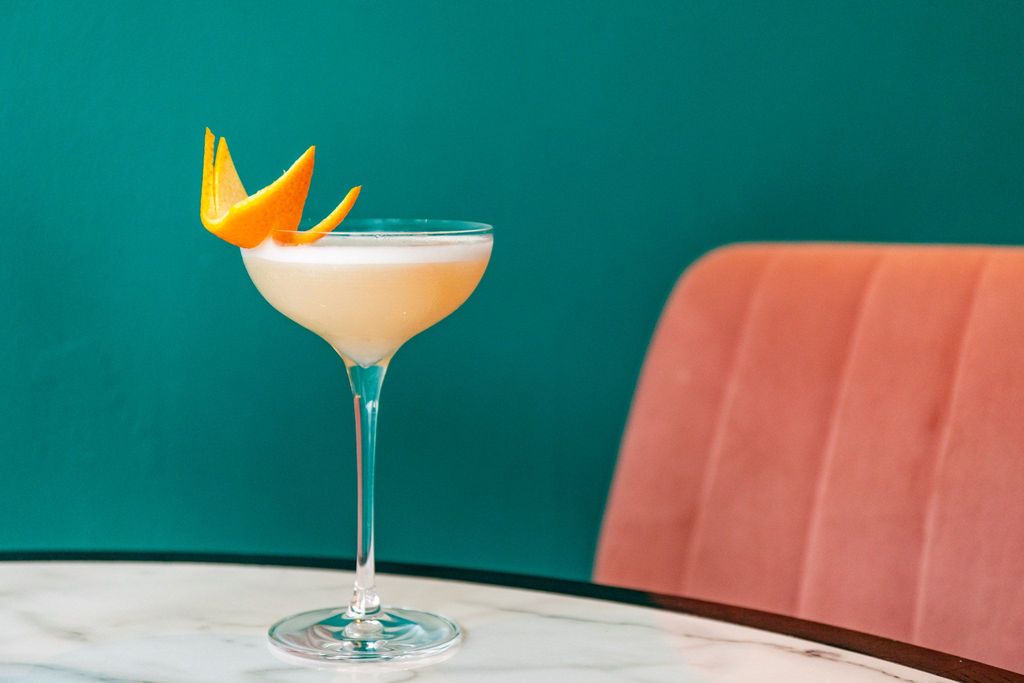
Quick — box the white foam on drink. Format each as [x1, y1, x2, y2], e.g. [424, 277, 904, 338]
[242, 235, 493, 265]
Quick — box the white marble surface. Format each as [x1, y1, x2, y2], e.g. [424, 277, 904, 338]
[0, 562, 951, 682]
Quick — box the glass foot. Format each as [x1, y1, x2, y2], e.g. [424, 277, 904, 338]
[268, 606, 461, 663]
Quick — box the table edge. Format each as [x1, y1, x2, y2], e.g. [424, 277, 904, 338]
[1, 550, 1019, 682]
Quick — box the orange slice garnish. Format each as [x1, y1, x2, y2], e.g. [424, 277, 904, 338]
[199, 128, 360, 248]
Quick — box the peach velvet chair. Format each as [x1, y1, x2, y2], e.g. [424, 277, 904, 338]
[594, 243, 1024, 673]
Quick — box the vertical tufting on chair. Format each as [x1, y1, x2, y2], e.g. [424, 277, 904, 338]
[595, 243, 1024, 673]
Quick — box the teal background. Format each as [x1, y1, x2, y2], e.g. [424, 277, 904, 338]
[1, 1, 1022, 581]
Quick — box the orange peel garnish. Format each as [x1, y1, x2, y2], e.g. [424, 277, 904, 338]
[213, 136, 247, 217]
[273, 185, 361, 245]
[199, 128, 360, 248]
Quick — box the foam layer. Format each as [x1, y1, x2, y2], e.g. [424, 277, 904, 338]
[242, 235, 493, 265]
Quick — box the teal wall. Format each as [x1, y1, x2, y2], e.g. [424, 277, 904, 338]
[1, 1, 1022, 580]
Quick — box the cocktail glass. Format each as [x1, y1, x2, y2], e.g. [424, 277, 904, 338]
[241, 219, 493, 663]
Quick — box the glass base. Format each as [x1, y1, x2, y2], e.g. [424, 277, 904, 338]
[268, 606, 461, 663]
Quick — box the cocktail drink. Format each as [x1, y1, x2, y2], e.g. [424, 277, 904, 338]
[247, 221, 492, 662]
[242, 226, 492, 367]
[197, 129, 492, 663]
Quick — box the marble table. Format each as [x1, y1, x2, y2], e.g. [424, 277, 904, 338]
[0, 559, 1014, 682]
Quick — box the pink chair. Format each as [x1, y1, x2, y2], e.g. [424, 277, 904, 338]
[594, 243, 1024, 673]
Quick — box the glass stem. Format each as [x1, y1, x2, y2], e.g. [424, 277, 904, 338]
[345, 361, 387, 620]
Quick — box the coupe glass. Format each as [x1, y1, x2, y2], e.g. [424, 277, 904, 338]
[241, 219, 493, 663]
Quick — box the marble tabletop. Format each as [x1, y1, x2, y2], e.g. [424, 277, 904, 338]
[0, 561, 956, 682]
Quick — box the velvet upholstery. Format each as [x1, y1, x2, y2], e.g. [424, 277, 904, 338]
[594, 244, 1024, 673]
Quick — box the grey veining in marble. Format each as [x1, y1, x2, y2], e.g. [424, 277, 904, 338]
[0, 562, 951, 682]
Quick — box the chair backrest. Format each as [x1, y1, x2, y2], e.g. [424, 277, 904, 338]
[594, 243, 1024, 673]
